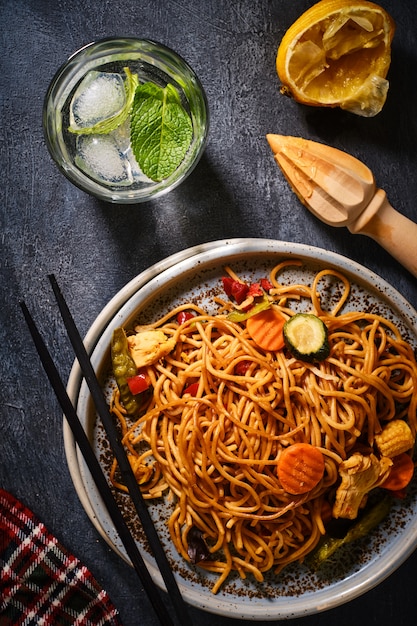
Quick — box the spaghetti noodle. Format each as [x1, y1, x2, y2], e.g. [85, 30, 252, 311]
[109, 262, 417, 593]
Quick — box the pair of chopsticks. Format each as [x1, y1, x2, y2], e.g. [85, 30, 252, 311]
[20, 274, 193, 626]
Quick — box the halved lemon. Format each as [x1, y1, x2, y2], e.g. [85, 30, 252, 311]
[276, 0, 395, 117]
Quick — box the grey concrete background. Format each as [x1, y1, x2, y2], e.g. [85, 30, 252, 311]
[1, 1, 417, 625]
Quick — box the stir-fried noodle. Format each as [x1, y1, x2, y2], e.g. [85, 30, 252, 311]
[109, 262, 417, 593]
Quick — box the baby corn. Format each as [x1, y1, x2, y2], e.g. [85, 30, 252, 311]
[375, 420, 414, 458]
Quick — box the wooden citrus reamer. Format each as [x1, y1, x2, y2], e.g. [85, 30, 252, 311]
[267, 134, 417, 279]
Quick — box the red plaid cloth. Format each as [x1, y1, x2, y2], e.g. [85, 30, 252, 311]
[0, 489, 122, 625]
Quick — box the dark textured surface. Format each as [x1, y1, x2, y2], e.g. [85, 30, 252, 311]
[1, 1, 417, 624]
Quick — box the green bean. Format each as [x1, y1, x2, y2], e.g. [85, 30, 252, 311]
[309, 494, 393, 569]
[111, 327, 142, 417]
[227, 295, 271, 322]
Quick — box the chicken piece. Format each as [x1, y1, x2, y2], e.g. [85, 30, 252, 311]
[333, 453, 392, 520]
[127, 329, 176, 368]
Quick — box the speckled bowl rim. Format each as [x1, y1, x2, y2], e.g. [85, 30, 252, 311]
[65, 238, 417, 619]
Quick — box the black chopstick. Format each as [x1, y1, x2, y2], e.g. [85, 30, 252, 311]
[20, 300, 177, 626]
[46, 275, 193, 626]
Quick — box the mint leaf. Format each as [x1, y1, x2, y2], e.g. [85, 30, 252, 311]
[69, 67, 139, 135]
[130, 82, 193, 182]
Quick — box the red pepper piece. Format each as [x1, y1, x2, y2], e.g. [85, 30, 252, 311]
[232, 281, 249, 304]
[260, 278, 273, 291]
[234, 360, 252, 375]
[177, 311, 196, 325]
[183, 381, 200, 396]
[126, 371, 151, 395]
[222, 276, 249, 304]
[247, 282, 263, 298]
[221, 276, 235, 297]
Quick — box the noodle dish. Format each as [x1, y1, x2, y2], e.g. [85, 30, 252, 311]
[66, 240, 417, 619]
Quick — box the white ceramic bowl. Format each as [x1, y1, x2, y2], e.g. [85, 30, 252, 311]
[65, 238, 417, 619]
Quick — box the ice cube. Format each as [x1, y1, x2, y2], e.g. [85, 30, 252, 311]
[70, 71, 126, 130]
[75, 134, 132, 186]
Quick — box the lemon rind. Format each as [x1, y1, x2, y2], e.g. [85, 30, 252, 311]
[276, 0, 395, 114]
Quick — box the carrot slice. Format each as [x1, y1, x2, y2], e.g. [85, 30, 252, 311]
[277, 443, 325, 495]
[381, 453, 415, 492]
[246, 307, 285, 351]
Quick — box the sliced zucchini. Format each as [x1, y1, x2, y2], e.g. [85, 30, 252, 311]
[283, 313, 330, 362]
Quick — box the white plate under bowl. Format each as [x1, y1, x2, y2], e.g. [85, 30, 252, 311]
[65, 238, 417, 620]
